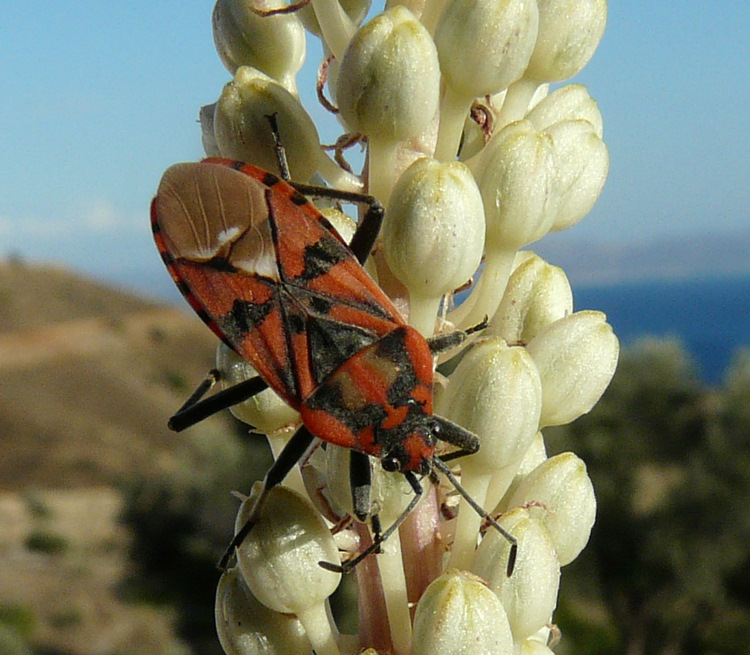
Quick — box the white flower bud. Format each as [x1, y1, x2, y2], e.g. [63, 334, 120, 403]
[216, 566, 311, 655]
[526, 84, 604, 137]
[434, 0, 539, 99]
[296, 0, 371, 40]
[216, 343, 300, 433]
[526, 310, 619, 427]
[488, 253, 573, 345]
[477, 120, 560, 251]
[412, 570, 513, 655]
[547, 120, 609, 232]
[214, 66, 322, 181]
[336, 6, 440, 143]
[473, 508, 560, 642]
[383, 157, 485, 335]
[433, 0, 539, 160]
[525, 0, 607, 83]
[212, 0, 306, 94]
[439, 337, 541, 569]
[200, 103, 221, 157]
[235, 486, 341, 615]
[505, 452, 596, 565]
[441, 339, 542, 476]
[489, 430, 546, 512]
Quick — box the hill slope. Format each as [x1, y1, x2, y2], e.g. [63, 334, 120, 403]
[0, 261, 241, 655]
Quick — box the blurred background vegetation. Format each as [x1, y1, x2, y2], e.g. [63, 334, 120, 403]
[114, 337, 750, 655]
[2, 267, 748, 655]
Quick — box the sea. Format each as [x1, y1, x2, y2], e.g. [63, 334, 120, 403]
[574, 274, 750, 386]
[137, 268, 750, 387]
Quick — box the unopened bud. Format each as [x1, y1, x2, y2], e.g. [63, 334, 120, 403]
[526, 84, 604, 137]
[336, 6, 440, 143]
[434, 0, 539, 99]
[412, 570, 513, 655]
[383, 157, 485, 335]
[473, 508, 560, 641]
[200, 103, 221, 157]
[215, 566, 311, 655]
[214, 66, 321, 181]
[525, 0, 607, 83]
[526, 310, 619, 427]
[235, 486, 341, 615]
[505, 452, 596, 565]
[216, 344, 300, 433]
[547, 120, 609, 232]
[488, 253, 573, 345]
[212, 0, 305, 94]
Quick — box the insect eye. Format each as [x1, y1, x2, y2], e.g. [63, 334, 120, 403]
[381, 455, 401, 473]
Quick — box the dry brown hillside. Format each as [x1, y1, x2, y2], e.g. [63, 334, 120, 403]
[0, 260, 244, 655]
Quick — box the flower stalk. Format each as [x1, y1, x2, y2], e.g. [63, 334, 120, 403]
[170, 1, 616, 652]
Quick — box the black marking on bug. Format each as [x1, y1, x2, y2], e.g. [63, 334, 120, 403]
[297, 239, 349, 283]
[306, 377, 388, 435]
[290, 191, 308, 206]
[222, 297, 276, 340]
[306, 315, 380, 383]
[262, 171, 280, 187]
[206, 256, 238, 273]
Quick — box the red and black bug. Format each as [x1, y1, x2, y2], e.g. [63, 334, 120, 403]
[151, 124, 516, 574]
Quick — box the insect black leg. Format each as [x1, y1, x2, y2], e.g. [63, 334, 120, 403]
[289, 181, 385, 265]
[349, 450, 373, 523]
[218, 425, 317, 571]
[168, 373, 269, 432]
[348, 451, 384, 552]
[320, 471, 424, 574]
[426, 317, 489, 355]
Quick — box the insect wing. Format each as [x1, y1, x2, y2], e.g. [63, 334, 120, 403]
[152, 159, 405, 406]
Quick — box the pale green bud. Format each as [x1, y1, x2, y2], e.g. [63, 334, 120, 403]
[526, 84, 604, 137]
[383, 157, 485, 334]
[216, 344, 300, 433]
[525, 0, 607, 83]
[526, 310, 619, 427]
[473, 508, 560, 641]
[412, 570, 513, 655]
[434, 0, 539, 98]
[477, 120, 559, 252]
[200, 102, 221, 156]
[215, 566, 311, 655]
[440, 337, 541, 569]
[489, 430, 546, 512]
[547, 119, 609, 232]
[440, 338, 542, 476]
[214, 66, 321, 181]
[212, 0, 306, 94]
[505, 452, 596, 566]
[296, 0, 371, 39]
[488, 253, 573, 345]
[234, 486, 341, 615]
[336, 6, 440, 142]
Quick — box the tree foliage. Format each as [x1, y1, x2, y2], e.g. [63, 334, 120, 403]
[547, 338, 750, 655]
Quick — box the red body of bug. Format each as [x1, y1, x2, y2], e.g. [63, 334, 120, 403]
[152, 156, 517, 574]
[152, 158, 439, 473]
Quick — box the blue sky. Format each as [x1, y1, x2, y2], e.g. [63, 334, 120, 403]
[2, 2, 749, 296]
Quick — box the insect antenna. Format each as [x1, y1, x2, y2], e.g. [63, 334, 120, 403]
[319, 471, 424, 574]
[266, 113, 292, 181]
[432, 456, 517, 576]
